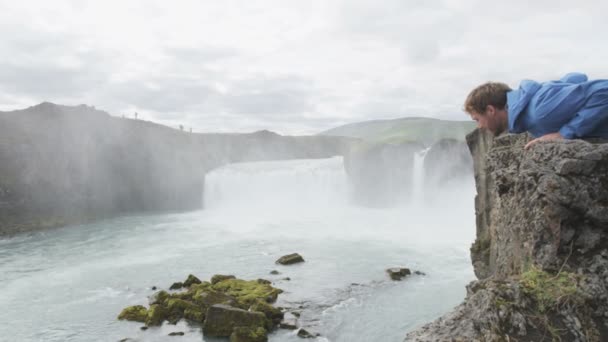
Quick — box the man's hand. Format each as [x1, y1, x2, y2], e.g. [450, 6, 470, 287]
[524, 132, 564, 150]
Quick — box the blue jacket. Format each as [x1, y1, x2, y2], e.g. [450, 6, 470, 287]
[507, 72, 608, 138]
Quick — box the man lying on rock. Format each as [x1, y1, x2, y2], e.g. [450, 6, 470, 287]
[464, 72, 608, 149]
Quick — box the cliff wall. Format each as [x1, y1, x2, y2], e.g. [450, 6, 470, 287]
[406, 131, 608, 341]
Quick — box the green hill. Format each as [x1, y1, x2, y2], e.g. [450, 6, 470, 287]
[319, 117, 476, 144]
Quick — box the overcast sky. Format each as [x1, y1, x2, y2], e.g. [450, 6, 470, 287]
[1, 0, 607, 134]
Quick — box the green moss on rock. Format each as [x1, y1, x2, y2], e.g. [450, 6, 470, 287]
[145, 304, 165, 326]
[519, 265, 580, 313]
[118, 305, 148, 322]
[183, 274, 202, 287]
[211, 274, 236, 285]
[230, 326, 268, 342]
[212, 279, 283, 306]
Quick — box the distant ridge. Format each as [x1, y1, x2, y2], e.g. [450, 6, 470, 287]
[319, 117, 475, 144]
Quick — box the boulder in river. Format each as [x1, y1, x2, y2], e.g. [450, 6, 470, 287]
[169, 282, 183, 290]
[203, 304, 268, 337]
[183, 274, 202, 287]
[211, 274, 236, 285]
[117, 305, 148, 322]
[276, 253, 305, 265]
[230, 326, 268, 342]
[386, 267, 411, 281]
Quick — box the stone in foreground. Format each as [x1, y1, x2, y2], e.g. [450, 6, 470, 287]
[203, 304, 268, 337]
[230, 326, 268, 342]
[211, 274, 236, 285]
[386, 267, 411, 281]
[276, 253, 305, 265]
[117, 305, 148, 322]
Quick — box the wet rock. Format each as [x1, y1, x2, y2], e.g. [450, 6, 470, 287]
[168, 331, 184, 336]
[279, 320, 298, 330]
[269, 270, 280, 275]
[183, 274, 202, 287]
[282, 277, 291, 281]
[291, 311, 301, 318]
[149, 290, 169, 305]
[151, 286, 157, 290]
[297, 328, 316, 338]
[145, 304, 165, 326]
[386, 267, 411, 280]
[140, 326, 148, 331]
[211, 274, 236, 285]
[165, 298, 204, 324]
[256, 278, 271, 285]
[117, 305, 148, 322]
[276, 253, 305, 265]
[192, 289, 238, 309]
[118, 338, 138, 342]
[414, 270, 426, 276]
[230, 326, 268, 342]
[250, 299, 284, 325]
[203, 304, 267, 337]
[169, 282, 183, 290]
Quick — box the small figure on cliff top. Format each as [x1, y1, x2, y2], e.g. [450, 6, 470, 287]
[464, 72, 608, 149]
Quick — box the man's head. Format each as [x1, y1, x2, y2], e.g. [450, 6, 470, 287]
[464, 82, 511, 136]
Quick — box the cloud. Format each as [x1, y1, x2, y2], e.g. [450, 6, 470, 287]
[0, 0, 607, 134]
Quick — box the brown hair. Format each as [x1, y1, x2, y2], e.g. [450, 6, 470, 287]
[464, 82, 511, 114]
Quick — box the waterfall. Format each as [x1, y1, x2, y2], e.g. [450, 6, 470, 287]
[203, 157, 349, 210]
[411, 147, 430, 204]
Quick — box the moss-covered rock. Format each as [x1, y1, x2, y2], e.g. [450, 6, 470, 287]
[250, 299, 284, 325]
[212, 279, 283, 306]
[211, 274, 236, 285]
[149, 290, 170, 305]
[169, 282, 183, 290]
[230, 326, 268, 342]
[165, 298, 204, 324]
[145, 304, 165, 326]
[183, 274, 202, 287]
[118, 305, 148, 322]
[203, 304, 267, 337]
[193, 289, 239, 309]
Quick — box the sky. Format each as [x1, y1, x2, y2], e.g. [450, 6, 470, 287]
[0, 0, 607, 135]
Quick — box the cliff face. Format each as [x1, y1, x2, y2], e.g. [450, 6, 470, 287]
[406, 131, 608, 341]
[0, 103, 354, 236]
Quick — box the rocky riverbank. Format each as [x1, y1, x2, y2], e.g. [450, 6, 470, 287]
[405, 131, 608, 341]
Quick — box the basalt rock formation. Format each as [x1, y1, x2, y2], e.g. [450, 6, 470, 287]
[405, 130, 608, 341]
[0, 103, 354, 236]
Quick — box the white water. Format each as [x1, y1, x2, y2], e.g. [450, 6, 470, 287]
[0, 156, 476, 342]
[411, 148, 430, 204]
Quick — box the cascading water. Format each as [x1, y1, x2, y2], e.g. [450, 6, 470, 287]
[411, 147, 431, 204]
[204, 157, 349, 211]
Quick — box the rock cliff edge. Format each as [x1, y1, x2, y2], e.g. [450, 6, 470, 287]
[406, 130, 608, 341]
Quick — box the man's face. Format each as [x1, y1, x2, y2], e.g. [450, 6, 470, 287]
[470, 106, 506, 136]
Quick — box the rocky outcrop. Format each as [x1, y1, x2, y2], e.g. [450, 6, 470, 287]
[405, 131, 608, 341]
[0, 103, 354, 236]
[118, 275, 284, 340]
